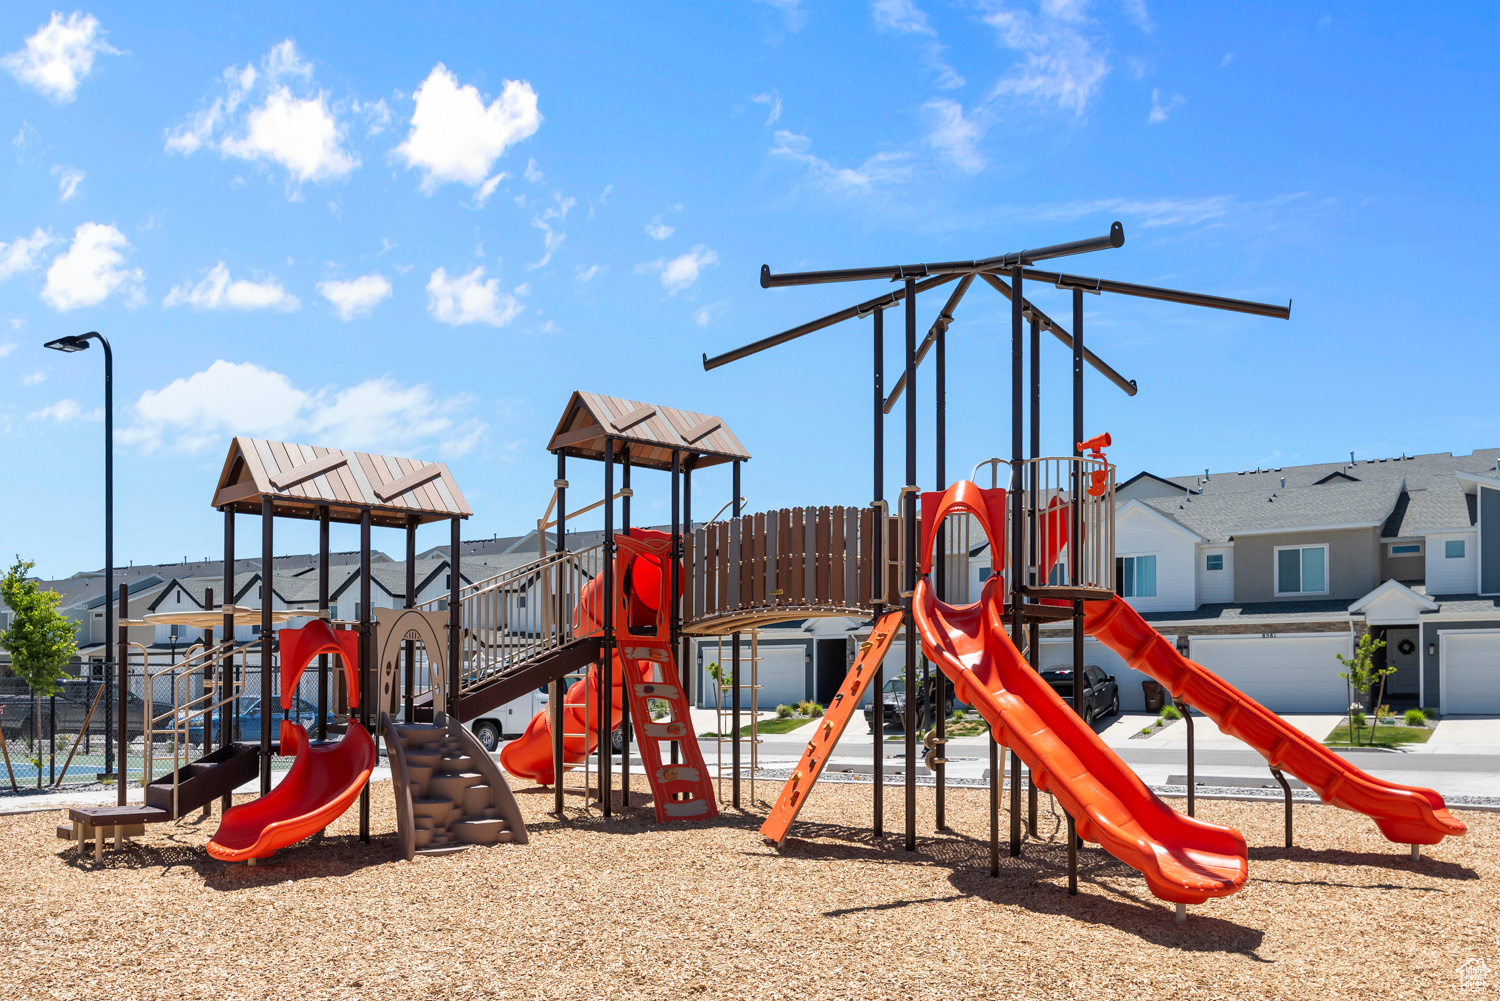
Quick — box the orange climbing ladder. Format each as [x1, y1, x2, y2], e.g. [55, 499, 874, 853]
[760, 609, 905, 846]
[619, 639, 718, 823]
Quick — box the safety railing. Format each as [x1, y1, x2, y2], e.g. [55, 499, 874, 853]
[417, 543, 606, 702]
[1017, 456, 1115, 593]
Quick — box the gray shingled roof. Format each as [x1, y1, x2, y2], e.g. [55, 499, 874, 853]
[1140, 448, 1500, 537]
[1138, 479, 1403, 544]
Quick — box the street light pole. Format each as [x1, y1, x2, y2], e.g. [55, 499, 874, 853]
[42, 332, 116, 804]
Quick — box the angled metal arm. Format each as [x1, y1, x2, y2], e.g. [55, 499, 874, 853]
[702, 273, 958, 370]
[760, 222, 1123, 288]
[882, 275, 974, 413]
[978, 273, 1139, 397]
[1021, 268, 1291, 320]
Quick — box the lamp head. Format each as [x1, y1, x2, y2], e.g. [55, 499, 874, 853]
[43, 334, 93, 353]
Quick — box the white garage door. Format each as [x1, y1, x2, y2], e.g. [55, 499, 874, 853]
[752, 645, 808, 708]
[1442, 631, 1500, 713]
[1188, 634, 1352, 713]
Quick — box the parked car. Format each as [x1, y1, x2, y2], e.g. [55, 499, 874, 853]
[0, 680, 173, 743]
[1039, 664, 1119, 722]
[186, 696, 338, 744]
[862, 676, 956, 733]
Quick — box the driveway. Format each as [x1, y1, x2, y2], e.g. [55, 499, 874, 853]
[1410, 715, 1500, 755]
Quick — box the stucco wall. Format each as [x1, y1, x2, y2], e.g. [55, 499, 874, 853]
[1233, 527, 1379, 603]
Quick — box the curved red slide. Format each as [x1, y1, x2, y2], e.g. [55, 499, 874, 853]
[1083, 596, 1466, 846]
[208, 620, 376, 861]
[917, 576, 1248, 904]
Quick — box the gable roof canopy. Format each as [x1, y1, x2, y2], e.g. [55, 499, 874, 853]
[546, 391, 750, 471]
[211, 437, 472, 528]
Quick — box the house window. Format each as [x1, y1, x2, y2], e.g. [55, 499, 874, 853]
[517, 595, 527, 608]
[1390, 544, 1421, 556]
[978, 566, 993, 582]
[1446, 540, 1466, 559]
[251, 625, 261, 635]
[0, 611, 10, 630]
[1205, 554, 1224, 571]
[1116, 555, 1157, 598]
[1275, 544, 1328, 596]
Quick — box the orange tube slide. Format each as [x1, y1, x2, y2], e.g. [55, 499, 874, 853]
[499, 655, 626, 784]
[916, 576, 1248, 904]
[1083, 596, 1466, 846]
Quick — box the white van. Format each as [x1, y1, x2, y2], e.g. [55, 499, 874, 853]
[465, 684, 550, 752]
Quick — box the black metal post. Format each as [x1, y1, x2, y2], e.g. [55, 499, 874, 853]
[1027, 313, 1041, 839]
[1184, 703, 1195, 816]
[620, 449, 632, 804]
[872, 305, 884, 836]
[448, 516, 461, 716]
[903, 277, 918, 853]
[319, 507, 331, 741]
[359, 509, 372, 841]
[553, 454, 566, 816]
[260, 497, 274, 794]
[601, 438, 614, 815]
[222, 509, 235, 811]
[1271, 767, 1293, 848]
[1008, 264, 1024, 858]
[404, 515, 417, 723]
[1069, 286, 1084, 894]
[934, 309, 946, 831]
[731, 459, 742, 810]
[669, 451, 681, 779]
[203, 586, 214, 766]
[989, 736, 999, 877]
[681, 459, 693, 730]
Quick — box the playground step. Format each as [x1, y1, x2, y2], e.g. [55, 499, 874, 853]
[428, 770, 483, 802]
[452, 817, 512, 845]
[617, 638, 719, 825]
[461, 783, 493, 815]
[411, 797, 457, 824]
[438, 753, 474, 774]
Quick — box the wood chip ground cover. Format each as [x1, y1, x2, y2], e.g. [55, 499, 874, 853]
[0, 776, 1493, 1000]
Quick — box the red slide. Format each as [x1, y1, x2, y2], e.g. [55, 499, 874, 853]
[1083, 596, 1467, 846]
[208, 621, 376, 862]
[500, 654, 624, 784]
[915, 481, 1247, 905]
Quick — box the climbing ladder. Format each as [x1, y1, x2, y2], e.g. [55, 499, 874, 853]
[759, 609, 905, 845]
[619, 640, 718, 823]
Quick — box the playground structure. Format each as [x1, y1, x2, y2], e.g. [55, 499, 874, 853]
[44, 220, 1471, 928]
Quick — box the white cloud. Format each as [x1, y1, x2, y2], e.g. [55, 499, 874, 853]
[751, 90, 782, 125]
[395, 64, 541, 195]
[23, 371, 46, 386]
[524, 157, 543, 183]
[163, 262, 299, 312]
[873, 0, 934, 34]
[645, 216, 675, 241]
[41, 223, 143, 311]
[2, 12, 119, 104]
[0, 228, 56, 280]
[769, 130, 913, 197]
[426, 266, 523, 327]
[924, 99, 984, 173]
[166, 41, 358, 188]
[754, 0, 808, 32]
[27, 398, 101, 423]
[353, 97, 391, 136]
[693, 301, 728, 326]
[121, 359, 486, 457]
[528, 192, 575, 269]
[1148, 87, 1185, 123]
[1029, 195, 1231, 228]
[979, 0, 1110, 117]
[0, 344, 16, 359]
[575, 263, 605, 283]
[925, 45, 966, 89]
[636, 245, 718, 295]
[1220, 52, 1235, 68]
[1121, 0, 1153, 32]
[51, 164, 84, 201]
[318, 273, 392, 320]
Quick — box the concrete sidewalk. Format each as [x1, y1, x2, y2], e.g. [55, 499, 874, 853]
[1410, 715, 1500, 754]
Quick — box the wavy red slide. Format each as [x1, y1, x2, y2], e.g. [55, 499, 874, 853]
[1083, 596, 1466, 846]
[916, 575, 1248, 904]
[208, 620, 376, 862]
[500, 655, 624, 784]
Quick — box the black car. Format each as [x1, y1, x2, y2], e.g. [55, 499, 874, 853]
[1039, 664, 1119, 722]
[0, 679, 175, 742]
[862, 676, 956, 733]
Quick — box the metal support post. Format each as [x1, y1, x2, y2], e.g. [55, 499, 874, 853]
[403, 515, 416, 724]
[221, 509, 235, 811]
[1272, 767, 1293, 848]
[621, 450, 632, 804]
[553, 454, 566, 815]
[359, 509, 372, 841]
[669, 451, 682, 781]
[260, 498, 274, 794]
[903, 277, 918, 853]
[1008, 263, 1024, 859]
[872, 305, 885, 836]
[601, 440, 614, 815]
[318, 507, 331, 740]
[116, 584, 128, 803]
[731, 459, 742, 809]
[1068, 285, 1085, 894]
[934, 309, 947, 830]
[1184, 703, 1195, 816]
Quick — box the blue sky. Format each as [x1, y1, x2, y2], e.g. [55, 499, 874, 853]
[2, 2, 1497, 579]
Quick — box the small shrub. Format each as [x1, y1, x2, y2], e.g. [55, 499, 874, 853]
[775, 703, 793, 719]
[952, 709, 964, 721]
[1350, 710, 1367, 728]
[1159, 706, 1182, 721]
[1139, 726, 1154, 736]
[1422, 706, 1438, 720]
[806, 702, 825, 718]
[1403, 708, 1428, 727]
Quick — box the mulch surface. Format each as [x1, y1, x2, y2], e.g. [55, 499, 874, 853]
[0, 775, 1493, 1000]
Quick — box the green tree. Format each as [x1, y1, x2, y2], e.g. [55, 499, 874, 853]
[1335, 631, 1391, 747]
[0, 557, 78, 697]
